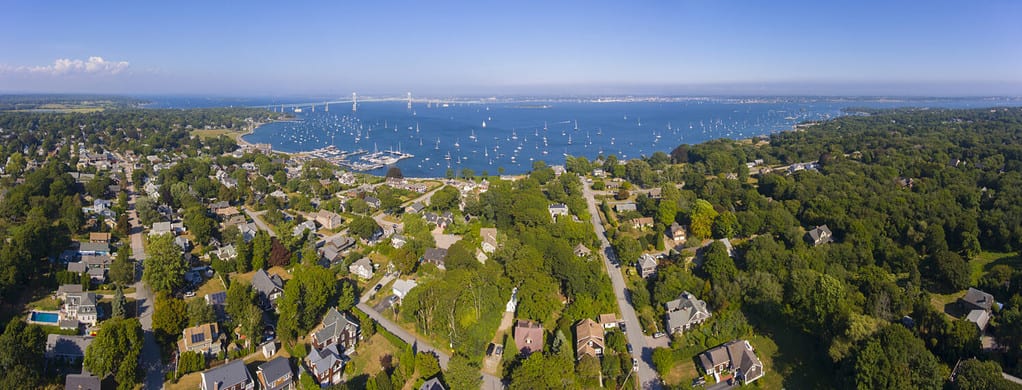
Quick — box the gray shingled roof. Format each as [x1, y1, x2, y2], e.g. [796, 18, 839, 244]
[257, 357, 293, 390]
[65, 373, 102, 390]
[201, 359, 252, 390]
[252, 269, 283, 296]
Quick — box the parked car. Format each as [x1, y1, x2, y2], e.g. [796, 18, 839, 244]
[653, 332, 667, 338]
[626, 344, 633, 353]
[184, 291, 196, 298]
[632, 358, 639, 372]
[373, 284, 383, 292]
[619, 322, 627, 332]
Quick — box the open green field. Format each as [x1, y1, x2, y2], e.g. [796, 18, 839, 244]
[970, 251, 1021, 284]
[190, 128, 246, 141]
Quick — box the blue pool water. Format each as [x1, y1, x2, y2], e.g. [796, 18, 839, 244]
[30, 311, 59, 324]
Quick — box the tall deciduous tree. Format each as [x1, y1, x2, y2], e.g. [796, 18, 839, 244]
[84, 317, 143, 390]
[689, 199, 718, 240]
[143, 233, 186, 293]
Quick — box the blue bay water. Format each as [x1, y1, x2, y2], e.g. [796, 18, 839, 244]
[232, 98, 1016, 178]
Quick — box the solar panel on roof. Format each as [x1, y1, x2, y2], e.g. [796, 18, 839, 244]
[192, 333, 205, 343]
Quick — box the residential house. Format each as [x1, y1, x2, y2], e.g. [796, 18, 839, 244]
[614, 203, 637, 213]
[214, 244, 238, 261]
[252, 269, 285, 310]
[647, 187, 662, 199]
[424, 212, 454, 229]
[720, 238, 735, 258]
[319, 236, 356, 268]
[598, 314, 618, 329]
[206, 291, 227, 320]
[77, 242, 110, 256]
[175, 236, 192, 251]
[45, 334, 92, 361]
[62, 292, 98, 326]
[364, 196, 381, 209]
[209, 201, 230, 213]
[292, 220, 318, 238]
[314, 210, 344, 230]
[257, 357, 295, 390]
[200, 359, 255, 390]
[638, 253, 658, 279]
[960, 287, 997, 331]
[665, 292, 711, 335]
[348, 257, 374, 280]
[631, 217, 654, 229]
[419, 377, 447, 390]
[422, 248, 448, 269]
[64, 373, 101, 390]
[310, 308, 360, 354]
[215, 206, 241, 220]
[514, 320, 544, 355]
[551, 165, 566, 176]
[575, 318, 605, 360]
[270, 190, 288, 200]
[89, 232, 111, 243]
[668, 222, 687, 242]
[261, 341, 277, 359]
[178, 323, 223, 357]
[390, 234, 408, 249]
[405, 202, 425, 214]
[806, 225, 833, 246]
[150, 222, 173, 236]
[392, 279, 418, 301]
[305, 344, 344, 387]
[592, 168, 605, 177]
[574, 244, 592, 258]
[698, 340, 765, 385]
[548, 203, 569, 219]
[480, 228, 498, 253]
[239, 223, 259, 242]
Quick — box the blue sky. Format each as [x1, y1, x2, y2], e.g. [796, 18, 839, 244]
[1, 1, 1019, 96]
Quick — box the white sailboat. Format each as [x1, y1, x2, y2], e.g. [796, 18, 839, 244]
[469, 129, 477, 141]
[482, 120, 487, 128]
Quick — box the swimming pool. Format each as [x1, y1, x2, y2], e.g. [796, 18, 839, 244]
[29, 311, 59, 324]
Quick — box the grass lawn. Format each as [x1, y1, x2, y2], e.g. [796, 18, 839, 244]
[665, 358, 699, 387]
[970, 251, 1022, 284]
[349, 333, 402, 377]
[191, 276, 227, 301]
[190, 128, 245, 141]
[27, 295, 60, 311]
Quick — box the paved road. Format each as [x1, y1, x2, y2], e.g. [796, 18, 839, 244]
[582, 182, 661, 389]
[122, 162, 165, 390]
[244, 208, 277, 237]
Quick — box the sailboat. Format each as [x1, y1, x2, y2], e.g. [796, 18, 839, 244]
[511, 130, 518, 140]
[574, 120, 579, 131]
[469, 129, 477, 141]
[454, 138, 461, 148]
[435, 138, 440, 150]
[482, 120, 487, 128]
[567, 134, 573, 145]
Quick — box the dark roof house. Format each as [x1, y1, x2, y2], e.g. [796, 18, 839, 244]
[201, 359, 255, 390]
[257, 357, 295, 390]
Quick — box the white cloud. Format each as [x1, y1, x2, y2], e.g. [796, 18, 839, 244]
[1, 56, 130, 75]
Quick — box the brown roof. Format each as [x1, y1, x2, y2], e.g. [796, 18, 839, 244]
[514, 320, 544, 355]
[598, 313, 617, 325]
[575, 318, 605, 359]
[89, 232, 111, 242]
[178, 322, 220, 353]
